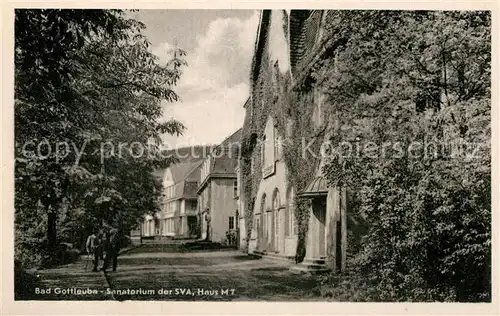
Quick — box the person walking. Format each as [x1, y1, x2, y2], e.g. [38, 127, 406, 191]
[102, 226, 121, 272]
[85, 229, 102, 272]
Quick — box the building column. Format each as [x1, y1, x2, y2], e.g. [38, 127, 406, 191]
[340, 187, 347, 272]
[326, 187, 340, 271]
[325, 186, 347, 272]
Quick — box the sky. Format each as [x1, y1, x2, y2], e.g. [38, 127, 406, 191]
[129, 10, 260, 148]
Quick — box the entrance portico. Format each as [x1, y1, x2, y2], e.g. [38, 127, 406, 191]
[299, 176, 328, 262]
[297, 176, 347, 273]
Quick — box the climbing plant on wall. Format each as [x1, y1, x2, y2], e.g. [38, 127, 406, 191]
[240, 46, 331, 262]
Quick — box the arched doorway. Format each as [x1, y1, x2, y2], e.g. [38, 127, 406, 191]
[286, 187, 295, 237]
[298, 176, 328, 260]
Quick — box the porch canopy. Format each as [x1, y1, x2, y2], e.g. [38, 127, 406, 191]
[297, 175, 328, 198]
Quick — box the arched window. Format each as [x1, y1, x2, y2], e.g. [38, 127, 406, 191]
[261, 194, 267, 212]
[272, 189, 280, 210]
[274, 126, 282, 160]
[286, 187, 296, 237]
[272, 188, 280, 251]
[259, 194, 267, 241]
[257, 194, 266, 240]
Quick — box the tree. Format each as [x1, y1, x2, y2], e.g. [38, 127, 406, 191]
[317, 11, 490, 301]
[15, 9, 186, 267]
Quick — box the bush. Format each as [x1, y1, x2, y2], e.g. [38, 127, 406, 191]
[14, 260, 42, 300]
[318, 11, 491, 302]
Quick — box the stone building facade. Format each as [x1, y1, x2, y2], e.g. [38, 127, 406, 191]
[240, 10, 348, 272]
[197, 129, 241, 244]
[141, 160, 203, 239]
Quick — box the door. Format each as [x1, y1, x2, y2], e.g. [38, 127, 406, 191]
[318, 205, 326, 258]
[313, 198, 327, 258]
[187, 216, 197, 237]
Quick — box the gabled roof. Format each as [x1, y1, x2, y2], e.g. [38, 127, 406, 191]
[162, 145, 212, 163]
[210, 128, 242, 158]
[184, 160, 203, 182]
[212, 156, 238, 174]
[196, 129, 241, 192]
[220, 128, 242, 147]
[170, 160, 204, 183]
[153, 145, 210, 182]
[163, 160, 203, 202]
[214, 128, 241, 173]
[168, 180, 199, 201]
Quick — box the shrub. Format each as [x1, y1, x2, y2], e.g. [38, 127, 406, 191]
[318, 10, 491, 302]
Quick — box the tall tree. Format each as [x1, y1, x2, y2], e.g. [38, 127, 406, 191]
[15, 9, 186, 267]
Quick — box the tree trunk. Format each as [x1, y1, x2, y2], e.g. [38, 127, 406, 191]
[47, 209, 57, 252]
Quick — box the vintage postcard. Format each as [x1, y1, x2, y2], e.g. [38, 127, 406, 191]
[1, 1, 498, 315]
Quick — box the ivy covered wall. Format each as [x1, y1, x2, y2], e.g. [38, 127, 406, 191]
[240, 9, 337, 263]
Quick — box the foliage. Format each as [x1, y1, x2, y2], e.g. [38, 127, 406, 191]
[240, 11, 340, 263]
[241, 82, 323, 262]
[278, 87, 324, 262]
[224, 229, 238, 246]
[15, 9, 186, 268]
[315, 10, 491, 301]
[241, 9, 490, 301]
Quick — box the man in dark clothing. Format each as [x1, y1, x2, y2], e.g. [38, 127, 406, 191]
[102, 227, 121, 272]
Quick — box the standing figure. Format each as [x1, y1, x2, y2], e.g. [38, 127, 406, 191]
[86, 229, 103, 272]
[102, 227, 121, 272]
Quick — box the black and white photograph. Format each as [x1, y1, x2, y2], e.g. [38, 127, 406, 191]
[4, 3, 495, 309]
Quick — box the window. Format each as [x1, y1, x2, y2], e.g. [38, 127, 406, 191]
[233, 180, 238, 198]
[286, 187, 296, 237]
[260, 194, 267, 239]
[261, 135, 267, 166]
[274, 127, 281, 160]
[263, 213, 267, 239]
[262, 118, 277, 178]
[254, 218, 260, 237]
[187, 200, 196, 211]
[267, 212, 272, 240]
[229, 216, 235, 230]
